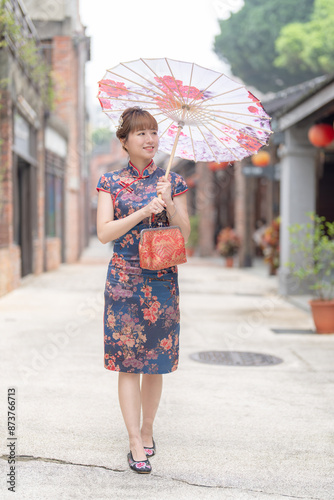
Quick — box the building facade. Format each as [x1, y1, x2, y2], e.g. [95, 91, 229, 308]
[0, 0, 90, 297]
[270, 76, 334, 295]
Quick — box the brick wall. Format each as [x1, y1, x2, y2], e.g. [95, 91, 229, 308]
[0, 90, 13, 248]
[45, 237, 61, 271]
[52, 36, 80, 263]
[0, 245, 21, 296]
[0, 88, 20, 297]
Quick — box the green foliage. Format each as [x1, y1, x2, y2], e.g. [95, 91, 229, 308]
[187, 214, 199, 248]
[0, 0, 53, 108]
[214, 0, 319, 93]
[92, 127, 114, 146]
[288, 213, 334, 300]
[0, 1, 19, 46]
[275, 0, 334, 74]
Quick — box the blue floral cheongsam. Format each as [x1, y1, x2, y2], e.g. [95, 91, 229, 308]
[96, 160, 188, 374]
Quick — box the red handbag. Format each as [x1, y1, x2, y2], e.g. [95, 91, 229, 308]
[139, 217, 187, 270]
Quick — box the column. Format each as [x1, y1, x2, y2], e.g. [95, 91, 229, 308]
[234, 161, 256, 267]
[195, 162, 215, 256]
[278, 125, 317, 295]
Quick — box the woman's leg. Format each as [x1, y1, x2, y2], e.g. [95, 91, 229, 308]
[118, 372, 147, 461]
[141, 374, 163, 447]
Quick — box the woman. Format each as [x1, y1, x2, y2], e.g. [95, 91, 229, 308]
[96, 107, 190, 474]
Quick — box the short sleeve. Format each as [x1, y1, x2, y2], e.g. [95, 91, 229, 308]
[171, 172, 188, 197]
[96, 174, 111, 193]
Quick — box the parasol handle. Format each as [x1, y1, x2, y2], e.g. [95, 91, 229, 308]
[158, 122, 184, 201]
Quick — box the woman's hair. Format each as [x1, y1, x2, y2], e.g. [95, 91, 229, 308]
[116, 107, 158, 151]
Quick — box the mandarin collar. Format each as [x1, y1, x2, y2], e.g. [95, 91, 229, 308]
[127, 160, 157, 178]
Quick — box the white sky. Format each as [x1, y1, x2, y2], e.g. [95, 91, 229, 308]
[79, 0, 244, 108]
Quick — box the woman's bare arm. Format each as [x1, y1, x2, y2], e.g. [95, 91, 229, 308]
[96, 191, 166, 244]
[165, 193, 191, 244]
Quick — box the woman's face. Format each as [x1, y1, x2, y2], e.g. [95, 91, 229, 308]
[122, 128, 159, 162]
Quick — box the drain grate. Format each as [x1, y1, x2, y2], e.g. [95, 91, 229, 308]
[190, 351, 283, 366]
[271, 328, 314, 334]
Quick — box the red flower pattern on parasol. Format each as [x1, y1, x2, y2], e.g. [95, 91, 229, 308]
[97, 58, 272, 177]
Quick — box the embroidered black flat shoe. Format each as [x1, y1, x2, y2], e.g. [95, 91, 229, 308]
[127, 451, 152, 474]
[144, 438, 156, 457]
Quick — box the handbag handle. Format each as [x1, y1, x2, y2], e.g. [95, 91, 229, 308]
[149, 213, 165, 228]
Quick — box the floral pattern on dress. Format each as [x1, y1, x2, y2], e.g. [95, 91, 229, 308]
[97, 161, 188, 374]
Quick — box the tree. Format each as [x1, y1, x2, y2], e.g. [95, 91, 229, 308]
[214, 0, 318, 93]
[92, 127, 114, 146]
[275, 0, 334, 74]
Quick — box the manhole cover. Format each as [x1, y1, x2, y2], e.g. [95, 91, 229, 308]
[190, 351, 283, 366]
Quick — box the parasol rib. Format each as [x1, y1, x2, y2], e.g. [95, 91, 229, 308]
[101, 108, 160, 115]
[190, 104, 271, 132]
[200, 124, 242, 161]
[206, 121, 251, 149]
[140, 58, 186, 110]
[102, 98, 161, 107]
[204, 113, 272, 133]
[150, 114, 170, 124]
[186, 63, 195, 102]
[106, 68, 167, 100]
[210, 114, 272, 134]
[203, 101, 263, 107]
[195, 126, 220, 163]
[194, 85, 245, 106]
[204, 121, 260, 157]
[158, 120, 175, 140]
[200, 109, 271, 122]
[204, 108, 273, 125]
[208, 118, 268, 145]
[200, 101, 256, 107]
[118, 63, 170, 98]
[98, 83, 163, 103]
[154, 114, 178, 126]
[165, 59, 187, 106]
[187, 72, 225, 107]
[188, 125, 197, 162]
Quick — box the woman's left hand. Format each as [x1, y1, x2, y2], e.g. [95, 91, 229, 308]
[156, 179, 172, 204]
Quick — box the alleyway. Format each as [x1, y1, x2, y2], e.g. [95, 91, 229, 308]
[0, 238, 333, 500]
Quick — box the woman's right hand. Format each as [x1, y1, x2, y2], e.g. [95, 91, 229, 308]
[142, 197, 167, 218]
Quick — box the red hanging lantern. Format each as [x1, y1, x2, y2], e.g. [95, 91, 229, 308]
[208, 162, 230, 171]
[186, 176, 195, 188]
[251, 151, 270, 167]
[308, 124, 334, 148]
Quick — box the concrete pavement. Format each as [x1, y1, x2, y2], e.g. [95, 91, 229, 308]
[1, 238, 333, 500]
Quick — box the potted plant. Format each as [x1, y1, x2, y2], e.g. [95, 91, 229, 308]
[216, 227, 240, 267]
[261, 217, 280, 275]
[186, 214, 199, 256]
[288, 213, 334, 334]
